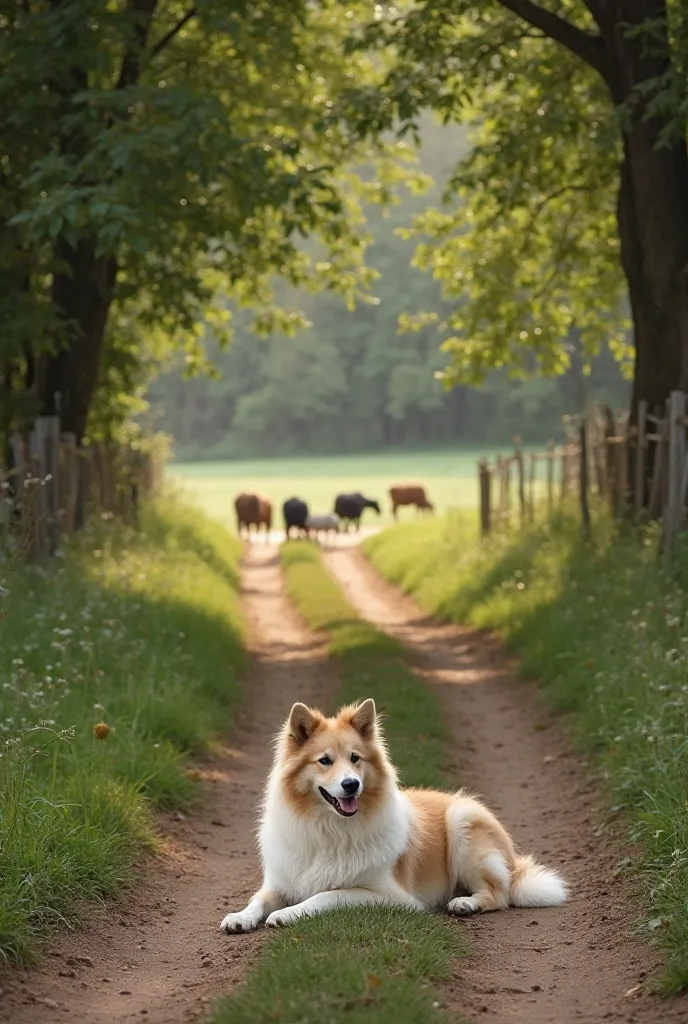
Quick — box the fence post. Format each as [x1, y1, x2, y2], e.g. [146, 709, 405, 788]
[478, 459, 491, 537]
[504, 456, 512, 525]
[603, 406, 618, 512]
[546, 441, 555, 510]
[61, 433, 78, 535]
[513, 436, 526, 524]
[648, 412, 667, 521]
[593, 414, 607, 499]
[663, 391, 687, 557]
[39, 416, 61, 554]
[579, 422, 591, 536]
[495, 455, 504, 527]
[560, 445, 568, 502]
[616, 421, 629, 517]
[28, 424, 48, 557]
[634, 400, 648, 518]
[528, 453, 536, 522]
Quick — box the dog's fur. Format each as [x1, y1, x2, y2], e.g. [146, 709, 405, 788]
[219, 699, 567, 932]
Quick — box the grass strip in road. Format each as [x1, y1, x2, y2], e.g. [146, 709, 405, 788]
[210, 540, 465, 1024]
[0, 498, 245, 963]
[280, 540, 450, 788]
[364, 509, 688, 993]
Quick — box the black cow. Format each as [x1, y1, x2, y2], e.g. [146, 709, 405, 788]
[333, 492, 381, 532]
[283, 497, 309, 539]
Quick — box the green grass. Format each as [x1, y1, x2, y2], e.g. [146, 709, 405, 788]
[211, 540, 465, 1024]
[211, 905, 462, 1024]
[364, 509, 688, 993]
[168, 447, 548, 528]
[0, 498, 245, 963]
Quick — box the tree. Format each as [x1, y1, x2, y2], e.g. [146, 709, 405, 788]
[0, 0, 391, 444]
[340, 1, 688, 417]
[149, 115, 628, 458]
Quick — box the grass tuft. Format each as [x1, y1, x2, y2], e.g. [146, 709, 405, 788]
[211, 905, 464, 1024]
[0, 497, 245, 963]
[365, 509, 688, 993]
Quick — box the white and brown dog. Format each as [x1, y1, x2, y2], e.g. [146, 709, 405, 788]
[220, 699, 567, 932]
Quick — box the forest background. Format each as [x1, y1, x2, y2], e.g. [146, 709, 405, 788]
[150, 114, 628, 462]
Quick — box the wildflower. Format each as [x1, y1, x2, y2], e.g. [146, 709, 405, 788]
[93, 722, 110, 740]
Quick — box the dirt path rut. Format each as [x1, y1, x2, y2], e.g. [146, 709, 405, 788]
[1, 544, 337, 1024]
[323, 546, 688, 1024]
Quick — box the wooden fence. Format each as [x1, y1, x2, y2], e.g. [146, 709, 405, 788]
[477, 390, 688, 556]
[1, 416, 165, 561]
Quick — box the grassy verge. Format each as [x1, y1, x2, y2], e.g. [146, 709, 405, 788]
[211, 541, 465, 1024]
[0, 498, 245, 963]
[364, 509, 688, 993]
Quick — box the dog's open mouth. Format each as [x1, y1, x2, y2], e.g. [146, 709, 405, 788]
[319, 787, 358, 816]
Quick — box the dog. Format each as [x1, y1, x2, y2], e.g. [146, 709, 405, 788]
[219, 698, 567, 932]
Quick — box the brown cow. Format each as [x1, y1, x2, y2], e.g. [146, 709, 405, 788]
[389, 484, 435, 520]
[234, 492, 272, 543]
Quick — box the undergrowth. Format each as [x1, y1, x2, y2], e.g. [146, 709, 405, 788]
[211, 540, 465, 1024]
[365, 508, 688, 993]
[0, 498, 245, 963]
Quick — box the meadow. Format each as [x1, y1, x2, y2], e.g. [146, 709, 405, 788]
[168, 446, 547, 528]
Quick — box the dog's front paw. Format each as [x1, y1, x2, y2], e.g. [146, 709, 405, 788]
[219, 910, 259, 934]
[446, 896, 482, 917]
[266, 907, 297, 928]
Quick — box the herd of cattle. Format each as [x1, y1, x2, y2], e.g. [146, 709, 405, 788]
[233, 485, 435, 541]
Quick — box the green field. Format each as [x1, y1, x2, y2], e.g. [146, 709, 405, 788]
[168, 448, 539, 528]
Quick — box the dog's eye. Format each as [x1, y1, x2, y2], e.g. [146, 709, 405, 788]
[318, 756, 333, 766]
[350, 753, 360, 764]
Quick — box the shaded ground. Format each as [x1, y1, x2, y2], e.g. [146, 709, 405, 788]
[323, 545, 688, 1024]
[0, 545, 337, 1024]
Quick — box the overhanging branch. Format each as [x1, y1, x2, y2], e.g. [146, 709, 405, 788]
[495, 0, 606, 77]
[149, 7, 197, 61]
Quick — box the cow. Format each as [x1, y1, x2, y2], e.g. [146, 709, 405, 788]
[333, 493, 381, 532]
[283, 497, 309, 539]
[306, 513, 340, 544]
[389, 485, 434, 520]
[234, 492, 272, 543]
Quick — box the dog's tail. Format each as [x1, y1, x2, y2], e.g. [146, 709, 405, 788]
[510, 854, 568, 908]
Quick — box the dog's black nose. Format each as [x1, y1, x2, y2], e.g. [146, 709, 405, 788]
[341, 778, 360, 795]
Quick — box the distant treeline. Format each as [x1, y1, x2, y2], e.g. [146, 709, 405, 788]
[151, 333, 628, 461]
[149, 120, 629, 462]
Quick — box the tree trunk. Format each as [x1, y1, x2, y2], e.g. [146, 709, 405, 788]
[618, 139, 688, 412]
[37, 239, 117, 442]
[601, 2, 688, 413]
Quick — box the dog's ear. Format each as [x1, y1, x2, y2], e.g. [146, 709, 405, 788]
[350, 698, 377, 739]
[288, 702, 318, 745]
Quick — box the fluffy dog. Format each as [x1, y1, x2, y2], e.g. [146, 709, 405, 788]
[219, 699, 567, 932]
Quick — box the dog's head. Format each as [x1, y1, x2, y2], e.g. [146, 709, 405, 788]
[276, 698, 393, 819]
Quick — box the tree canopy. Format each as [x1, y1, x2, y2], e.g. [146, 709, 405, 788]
[0, 0, 405, 447]
[337, 1, 688, 416]
[150, 116, 628, 460]
[3, 1, 684, 466]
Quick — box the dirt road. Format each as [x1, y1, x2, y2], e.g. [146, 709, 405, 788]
[4, 536, 688, 1024]
[323, 546, 688, 1024]
[0, 545, 337, 1024]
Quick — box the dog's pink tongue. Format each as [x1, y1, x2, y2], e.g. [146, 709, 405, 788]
[339, 796, 358, 814]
